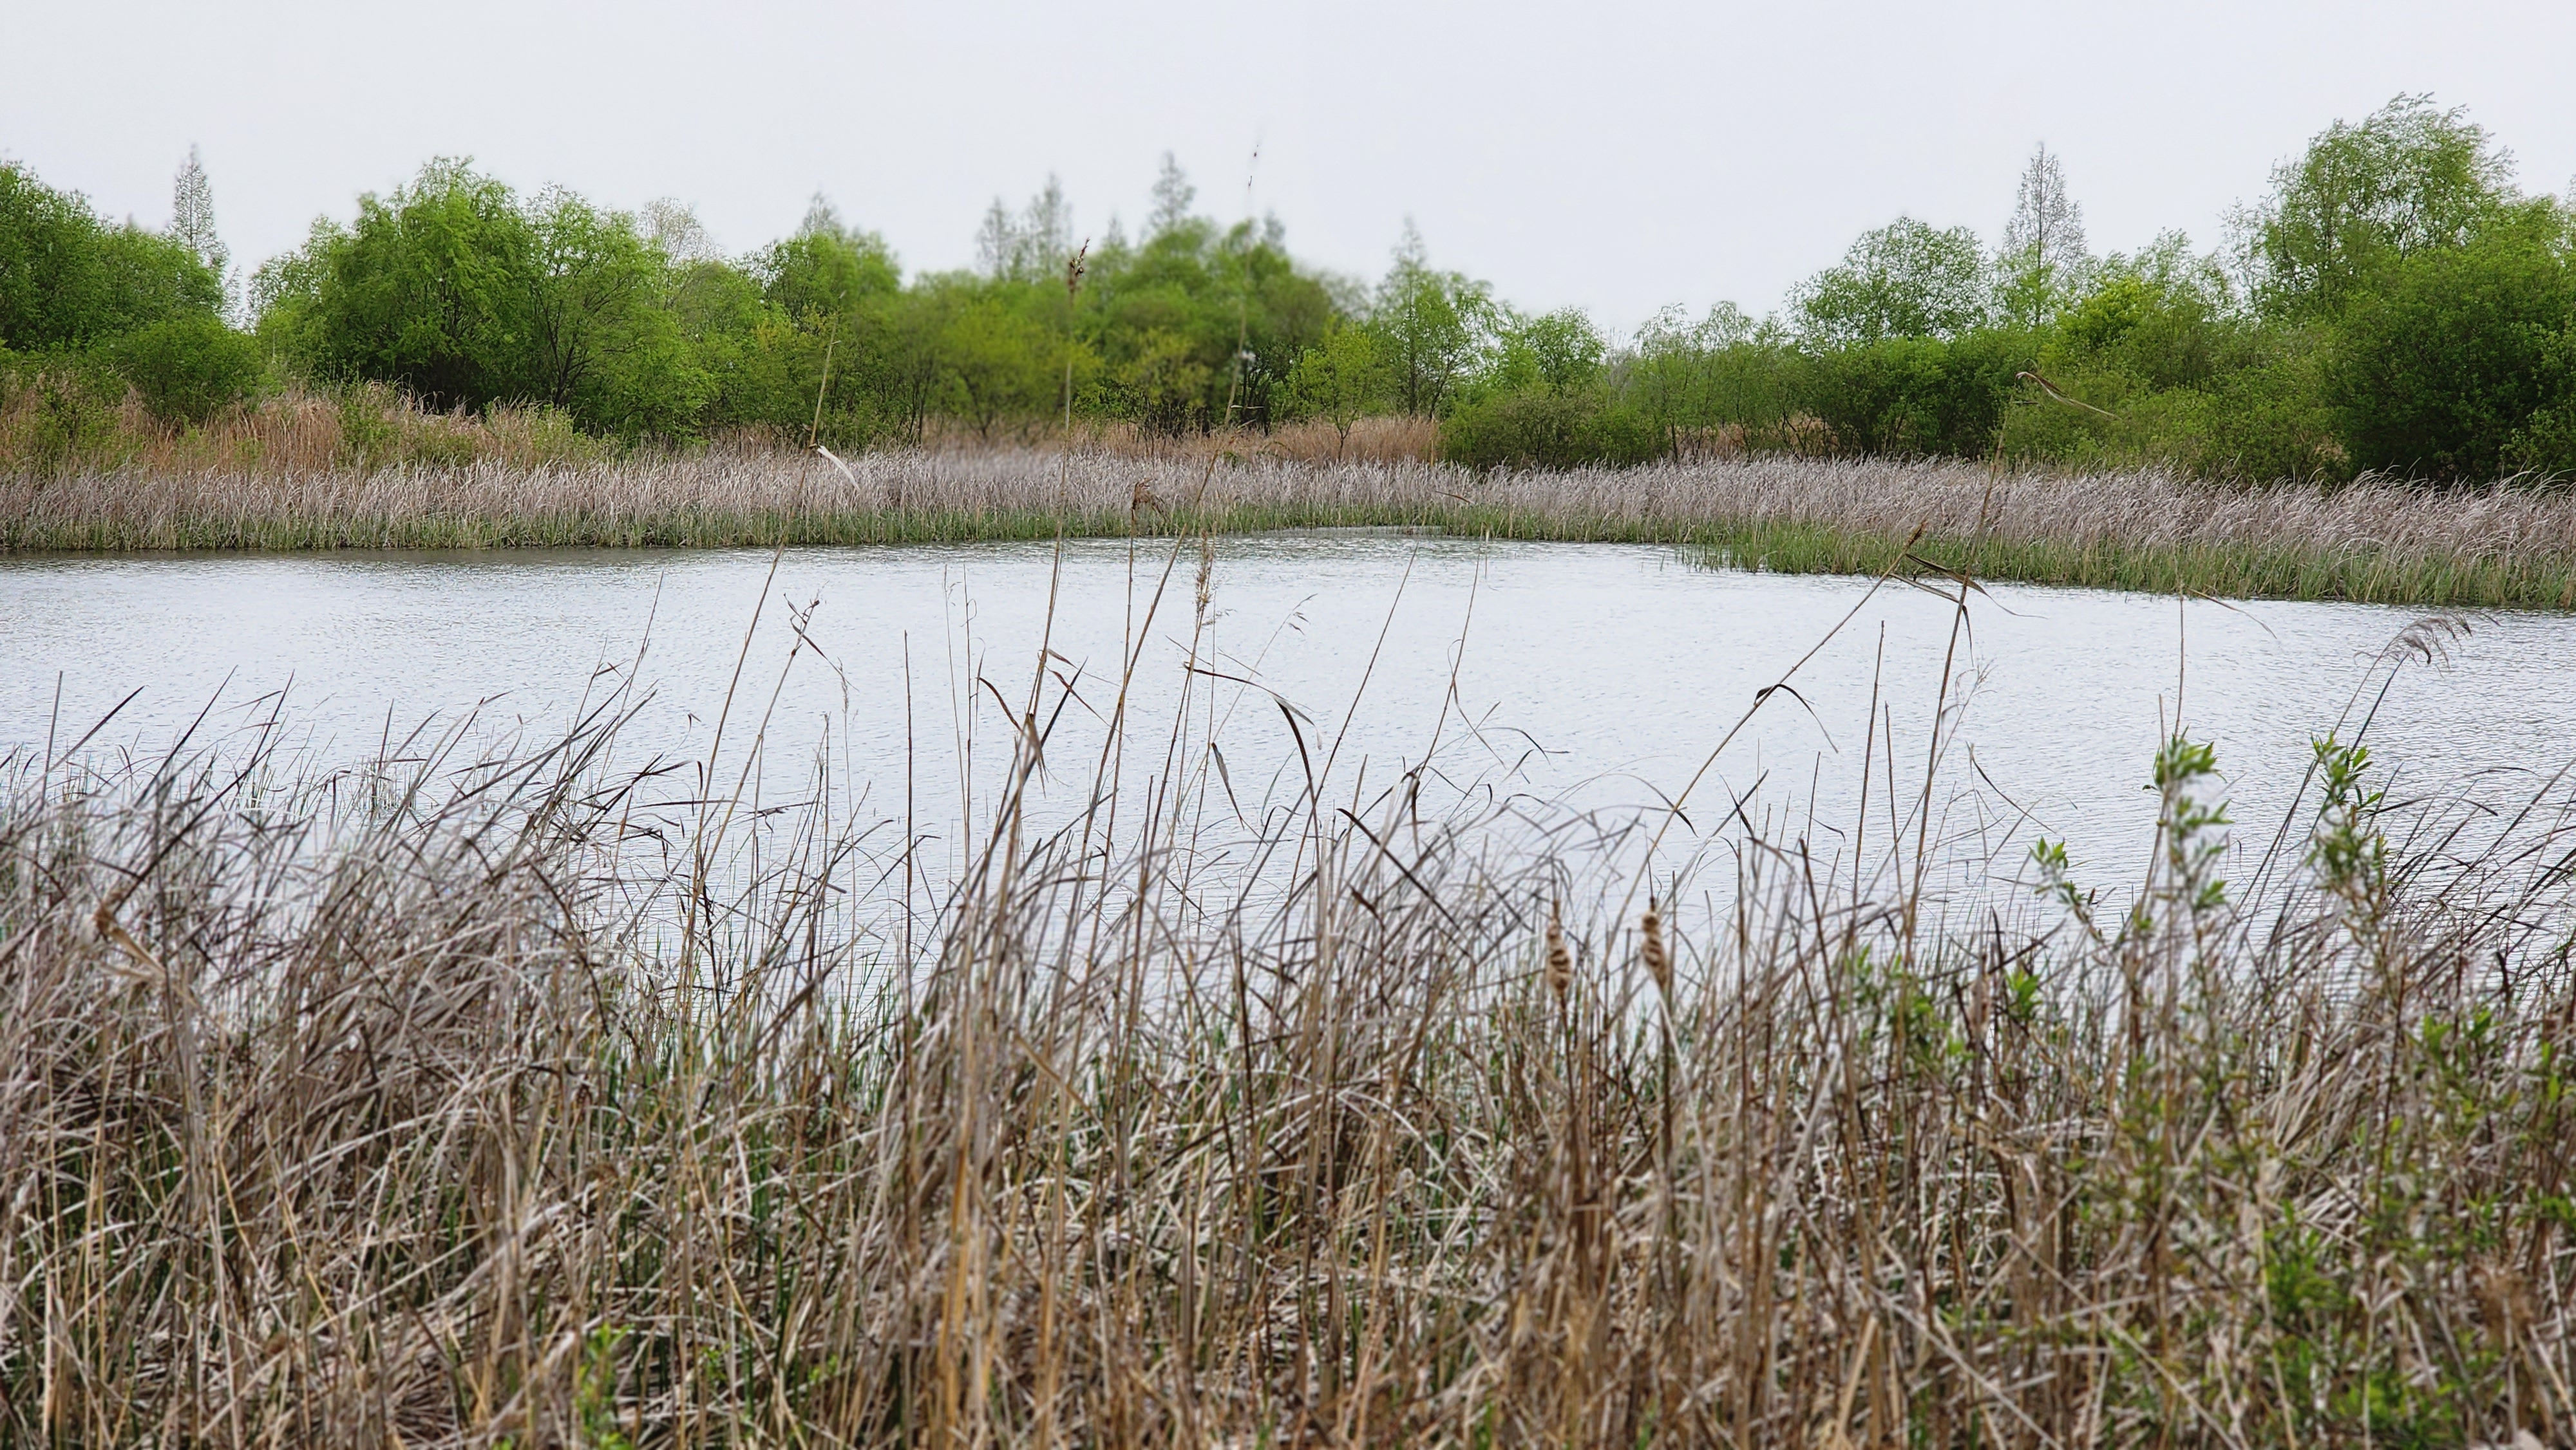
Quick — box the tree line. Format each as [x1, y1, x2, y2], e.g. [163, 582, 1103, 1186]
[5, 95, 2573, 482]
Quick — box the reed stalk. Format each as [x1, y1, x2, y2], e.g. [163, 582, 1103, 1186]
[5, 596, 2575, 1444]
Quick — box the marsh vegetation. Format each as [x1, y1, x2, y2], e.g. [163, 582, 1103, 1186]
[10, 445, 2576, 608]
[10, 75, 2576, 1450]
[5, 570, 2575, 1445]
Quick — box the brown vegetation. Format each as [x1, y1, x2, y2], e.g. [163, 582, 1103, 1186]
[5, 596, 2574, 1445]
[8, 430, 2576, 606]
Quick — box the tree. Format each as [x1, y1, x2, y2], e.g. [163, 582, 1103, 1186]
[2244, 93, 2514, 319]
[641, 198, 721, 263]
[522, 188, 708, 437]
[1118, 326, 1213, 436]
[976, 176, 1074, 281]
[1484, 308, 1606, 396]
[2327, 209, 2576, 480]
[1997, 143, 2088, 327]
[169, 146, 229, 291]
[2, 162, 220, 350]
[1369, 224, 1490, 416]
[1148, 153, 1195, 238]
[256, 160, 534, 409]
[1283, 322, 1392, 455]
[1626, 303, 1798, 440]
[1793, 218, 1990, 348]
[258, 160, 706, 437]
[762, 207, 902, 319]
[2055, 233, 2233, 390]
[931, 284, 1057, 439]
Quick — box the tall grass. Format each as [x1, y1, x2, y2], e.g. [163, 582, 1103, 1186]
[6, 564, 2576, 1445]
[0, 373, 1437, 480]
[0, 377, 616, 478]
[10, 442, 2576, 608]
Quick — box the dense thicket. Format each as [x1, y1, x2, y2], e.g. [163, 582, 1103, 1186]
[0, 158, 256, 440]
[8, 93, 2573, 481]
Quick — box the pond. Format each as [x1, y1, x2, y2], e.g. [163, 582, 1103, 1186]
[5, 532, 2569, 903]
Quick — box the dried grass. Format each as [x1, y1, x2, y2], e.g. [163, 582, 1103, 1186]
[9, 442, 2576, 606]
[6, 578, 2576, 1445]
[943, 413, 1439, 464]
[0, 379, 612, 478]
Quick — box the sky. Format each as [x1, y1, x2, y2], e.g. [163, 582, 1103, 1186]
[6, 0, 2574, 335]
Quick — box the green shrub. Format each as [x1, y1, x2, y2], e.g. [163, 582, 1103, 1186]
[108, 314, 263, 423]
[1795, 330, 2031, 457]
[2505, 398, 2576, 480]
[2191, 350, 2351, 483]
[2326, 218, 2576, 482]
[1439, 387, 1665, 470]
[0, 362, 129, 475]
[1622, 308, 1800, 443]
[1994, 372, 2127, 466]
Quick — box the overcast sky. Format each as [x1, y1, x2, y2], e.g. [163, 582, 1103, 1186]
[6, 0, 2573, 334]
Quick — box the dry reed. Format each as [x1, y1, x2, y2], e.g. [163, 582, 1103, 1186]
[10, 425, 2576, 605]
[6, 575, 2576, 1445]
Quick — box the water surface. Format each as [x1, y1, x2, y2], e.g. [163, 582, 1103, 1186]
[5, 534, 2568, 897]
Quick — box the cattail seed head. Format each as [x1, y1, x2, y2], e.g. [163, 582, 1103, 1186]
[1642, 897, 1671, 1001]
[1546, 901, 1572, 1011]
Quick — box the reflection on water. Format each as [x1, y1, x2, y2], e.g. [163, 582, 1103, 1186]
[5, 534, 2570, 900]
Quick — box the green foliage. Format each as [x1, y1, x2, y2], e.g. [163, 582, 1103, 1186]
[0, 162, 223, 351]
[1796, 329, 2030, 456]
[2189, 343, 2352, 483]
[1072, 180, 1337, 433]
[693, 206, 931, 448]
[2149, 733, 2231, 919]
[2246, 93, 2515, 321]
[1624, 305, 1799, 444]
[258, 160, 708, 440]
[2306, 735, 2388, 919]
[1792, 217, 1990, 347]
[1281, 321, 1392, 451]
[933, 281, 1063, 439]
[255, 161, 533, 410]
[2000, 334, 2350, 484]
[524, 190, 709, 438]
[1438, 386, 1663, 471]
[0, 158, 257, 424]
[2506, 396, 2576, 478]
[1760, 99, 2563, 485]
[108, 312, 264, 422]
[1369, 227, 1490, 417]
[0, 362, 130, 473]
[760, 205, 902, 319]
[2056, 234, 2235, 391]
[2326, 209, 2576, 480]
[19, 94, 2568, 484]
[1475, 307, 1607, 398]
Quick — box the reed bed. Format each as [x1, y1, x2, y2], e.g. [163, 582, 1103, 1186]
[9, 445, 2576, 607]
[0, 380, 616, 479]
[7, 569, 2576, 1447]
